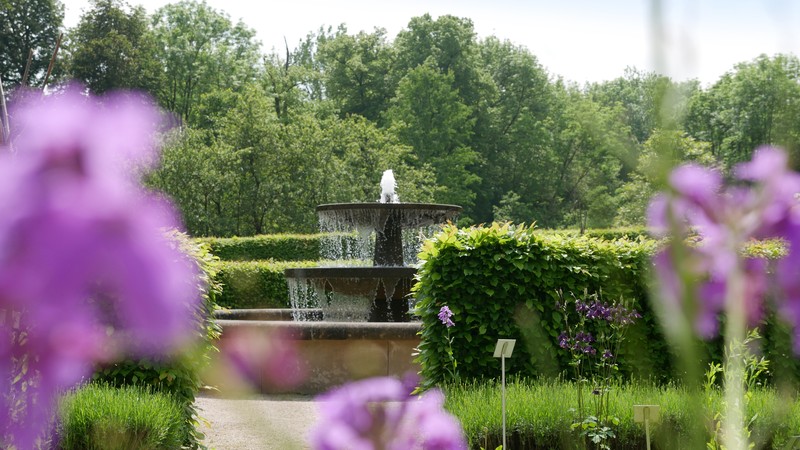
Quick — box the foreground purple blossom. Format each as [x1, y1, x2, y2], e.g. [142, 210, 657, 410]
[0, 87, 199, 447]
[648, 147, 800, 345]
[310, 375, 467, 450]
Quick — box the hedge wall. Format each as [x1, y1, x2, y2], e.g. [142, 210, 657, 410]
[537, 227, 651, 241]
[197, 234, 322, 261]
[214, 260, 317, 309]
[414, 223, 795, 388]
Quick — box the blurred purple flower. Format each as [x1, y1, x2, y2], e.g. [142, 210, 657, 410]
[649, 147, 800, 347]
[0, 87, 199, 447]
[438, 306, 455, 328]
[310, 375, 467, 450]
[214, 327, 305, 393]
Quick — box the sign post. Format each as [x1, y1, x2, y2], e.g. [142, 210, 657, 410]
[493, 339, 516, 450]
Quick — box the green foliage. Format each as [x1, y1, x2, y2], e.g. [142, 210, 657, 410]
[445, 379, 800, 449]
[386, 57, 479, 209]
[0, 0, 64, 89]
[57, 383, 184, 450]
[316, 26, 396, 123]
[215, 259, 317, 309]
[92, 231, 221, 449]
[67, 0, 162, 94]
[537, 228, 651, 241]
[147, 85, 436, 236]
[150, 0, 261, 124]
[414, 223, 793, 389]
[685, 54, 800, 169]
[198, 233, 322, 261]
[414, 223, 661, 389]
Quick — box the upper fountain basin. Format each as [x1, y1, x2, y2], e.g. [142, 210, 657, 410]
[317, 203, 462, 231]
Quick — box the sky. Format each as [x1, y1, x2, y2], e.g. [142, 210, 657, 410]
[60, 0, 800, 86]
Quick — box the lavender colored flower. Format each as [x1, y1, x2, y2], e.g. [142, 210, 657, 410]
[0, 87, 200, 447]
[649, 147, 800, 346]
[602, 349, 613, 359]
[438, 305, 455, 327]
[310, 375, 468, 450]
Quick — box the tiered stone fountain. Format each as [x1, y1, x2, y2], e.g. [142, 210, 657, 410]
[215, 171, 460, 393]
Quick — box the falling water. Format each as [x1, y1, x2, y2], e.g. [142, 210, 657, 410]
[285, 170, 461, 322]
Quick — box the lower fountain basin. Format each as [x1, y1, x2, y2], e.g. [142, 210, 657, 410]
[217, 319, 422, 394]
[285, 267, 417, 322]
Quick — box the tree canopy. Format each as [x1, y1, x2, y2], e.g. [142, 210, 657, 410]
[4, 4, 799, 236]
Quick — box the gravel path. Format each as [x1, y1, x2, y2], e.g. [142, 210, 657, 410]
[195, 393, 319, 449]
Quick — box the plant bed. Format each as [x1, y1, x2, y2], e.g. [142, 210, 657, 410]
[444, 379, 800, 449]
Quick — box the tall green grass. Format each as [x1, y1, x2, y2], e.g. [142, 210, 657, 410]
[444, 379, 800, 449]
[57, 383, 184, 450]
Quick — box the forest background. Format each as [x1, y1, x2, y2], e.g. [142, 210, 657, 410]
[4, 0, 800, 236]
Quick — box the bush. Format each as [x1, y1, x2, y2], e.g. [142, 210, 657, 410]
[445, 379, 800, 449]
[414, 223, 795, 388]
[215, 260, 318, 309]
[197, 234, 322, 261]
[57, 383, 184, 450]
[92, 231, 221, 449]
[414, 223, 660, 389]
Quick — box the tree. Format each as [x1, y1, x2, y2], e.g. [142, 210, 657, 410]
[614, 129, 714, 226]
[685, 54, 800, 169]
[544, 89, 632, 229]
[393, 14, 485, 106]
[316, 26, 395, 123]
[147, 127, 238, 236]
[67, 0, 160, 94]
[386, 59, 479, 210]
[0, 0, 63, 89]
[150, 0, 261, 125]
[473, 37, 554, 223]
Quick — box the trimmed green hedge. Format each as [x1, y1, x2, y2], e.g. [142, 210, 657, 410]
[197, 234, 322, 261]
[215, 260, 318, 309]
[414, 223, 794, 388]
[58, 383, 184, 450]
[537, 227, 652, 241]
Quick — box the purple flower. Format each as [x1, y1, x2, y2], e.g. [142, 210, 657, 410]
[438, 306, 455, 328]
[649, 147, 800, 346]
[602, 350, 613, 359]
[0, 87, 199, 446]
[310, 375, 467, 450]
[210, 327, 306, 393]
[558, 331, 570, 349]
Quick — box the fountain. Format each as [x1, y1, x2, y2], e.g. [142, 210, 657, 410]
[214, 170, 461, 393]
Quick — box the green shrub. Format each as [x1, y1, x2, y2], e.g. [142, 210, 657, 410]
[92, 231, 221, 449]
[414, 223, 661, 388]
[414, 223, 796, 388]
[57, 383, 183, 450]
[445, 379, 799, 449]
[214, 260, 318, 309]
[197, 234, 322, 261]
